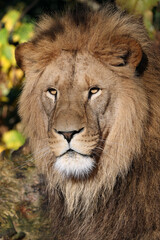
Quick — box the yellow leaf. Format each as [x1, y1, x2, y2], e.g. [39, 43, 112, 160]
[16, 68, 24, 79]
[13, 34, 20, 42]
[2, 10, 20, 31]
[7, 80, 13, 89]
[0, 145, 5, 153]
[1, 56, 11, 72]
[0, 96, 9, 102]
[2, 130, 25, 150]
[11, 45, 16, 66]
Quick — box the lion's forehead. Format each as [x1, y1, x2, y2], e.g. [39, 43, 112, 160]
[40, 51, 113, 90]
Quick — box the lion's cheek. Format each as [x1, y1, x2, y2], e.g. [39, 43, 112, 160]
[49, 139, 69, 157]
[70, 138, 96, 156]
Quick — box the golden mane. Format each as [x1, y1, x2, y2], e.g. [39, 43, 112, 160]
[16, 5, 151, 71]
[15, 4, 160, 240]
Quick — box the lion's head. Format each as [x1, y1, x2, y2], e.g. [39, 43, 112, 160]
[15, 5, 160, 215]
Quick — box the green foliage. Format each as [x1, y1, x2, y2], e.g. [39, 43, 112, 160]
[14, 23, 33, 43]
[0, 8, 33, 73]
[116, 0, 158, 13]
[0, 7, 34, 152]
[116, 0, 159, 38]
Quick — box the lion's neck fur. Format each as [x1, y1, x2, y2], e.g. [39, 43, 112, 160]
[35, 140, 138, 216]
[39, 146, 160, 240]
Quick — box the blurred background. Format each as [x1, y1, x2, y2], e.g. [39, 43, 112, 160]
[0, 0, 160, 152]
[0, 1, 160, 239]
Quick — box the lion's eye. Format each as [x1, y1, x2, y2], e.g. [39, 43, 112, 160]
[88, 87, 100, 99]
[46, 88, 58, 100]
[47, 88, 57, 96]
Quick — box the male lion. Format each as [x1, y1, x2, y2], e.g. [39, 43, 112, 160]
[15, 4, 160, 240]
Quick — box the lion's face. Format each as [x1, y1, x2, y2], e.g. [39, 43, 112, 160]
[24, 48, 147, 182]
[38, 51, 116, 178]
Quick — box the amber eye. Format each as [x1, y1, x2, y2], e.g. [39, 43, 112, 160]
[88, 87, 100, 99]
[47, 88, 57, 96]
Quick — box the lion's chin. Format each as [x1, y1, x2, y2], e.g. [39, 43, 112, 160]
[54, 150, 95, 179]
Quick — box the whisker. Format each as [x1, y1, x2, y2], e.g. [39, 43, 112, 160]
[93, 143, 132, 161]
[12, 147, 51, 170]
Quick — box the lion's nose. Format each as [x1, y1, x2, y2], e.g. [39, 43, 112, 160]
[57, 128, 84, 143]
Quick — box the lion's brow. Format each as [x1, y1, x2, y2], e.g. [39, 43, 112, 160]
[85, 75, 95, 87]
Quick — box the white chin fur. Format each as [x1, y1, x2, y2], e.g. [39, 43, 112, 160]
[54, 151, 95, 178]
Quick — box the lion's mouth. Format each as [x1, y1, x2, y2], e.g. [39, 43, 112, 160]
[54, 149, 95, 178]
[59, 149, 91, 158]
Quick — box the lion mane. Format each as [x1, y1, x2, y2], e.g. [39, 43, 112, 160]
[15, 4, 160, 240]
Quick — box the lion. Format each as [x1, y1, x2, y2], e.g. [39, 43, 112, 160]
[15, 4, 160, 240]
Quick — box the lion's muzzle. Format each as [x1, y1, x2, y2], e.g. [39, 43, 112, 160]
[49, 127, 99, 178]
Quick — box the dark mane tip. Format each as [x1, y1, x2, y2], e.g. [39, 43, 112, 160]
[136, 51, 148, 76]
[69, 3, 92, 27]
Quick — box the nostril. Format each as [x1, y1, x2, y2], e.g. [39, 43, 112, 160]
[57, 128, 84, 143]
[61, 131, 74, 143]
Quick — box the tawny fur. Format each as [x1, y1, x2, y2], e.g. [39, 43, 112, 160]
[15, 4, 160, 240]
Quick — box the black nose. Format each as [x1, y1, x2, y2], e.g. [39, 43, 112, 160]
[57, 128, 84, 143]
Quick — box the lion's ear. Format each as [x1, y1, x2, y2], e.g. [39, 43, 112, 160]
[15, 42, 34, 72]
[109, 36, 148, 74]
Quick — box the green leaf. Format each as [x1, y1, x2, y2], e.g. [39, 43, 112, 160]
[116, 0, 159, 38]
[0, 28, 8, 45]
[2, 9, 20, 31]
[1, 44, 13, 60]
[116, 0, 159, 14]
[2, 130, 25, 150]
[1, 44, 16, 68]
[14, 23, 33, 43]
[135, 0, 158, 14]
